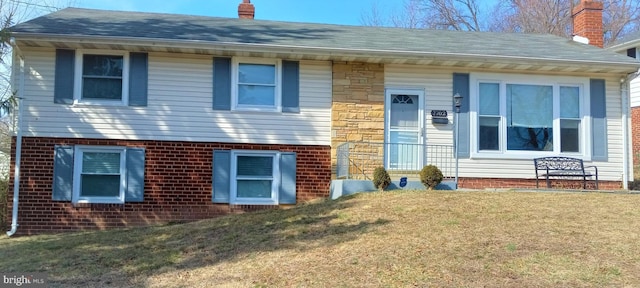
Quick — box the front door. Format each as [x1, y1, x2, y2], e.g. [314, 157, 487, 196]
[385, 89, 424, 171]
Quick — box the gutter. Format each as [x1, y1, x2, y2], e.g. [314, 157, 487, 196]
[12, 33, 640, 73]
[6, 38, 24, 237]
[607, 40, 640, 53]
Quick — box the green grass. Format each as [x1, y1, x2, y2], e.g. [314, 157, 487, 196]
[1, 190, 640, 287]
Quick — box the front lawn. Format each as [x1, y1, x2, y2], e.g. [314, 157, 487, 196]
[1, 190, 639, 287]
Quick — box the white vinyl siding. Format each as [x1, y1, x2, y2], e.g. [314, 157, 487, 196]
[385, 65, 625, 182]
[20, 49, 331, 145]
[630, 75, 640, 108]
[385, 65, 453, 147]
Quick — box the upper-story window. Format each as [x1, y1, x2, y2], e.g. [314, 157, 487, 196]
[232, 58, 281, 112]
[74, 50, 130, 105]
[471, 74, 590, 159]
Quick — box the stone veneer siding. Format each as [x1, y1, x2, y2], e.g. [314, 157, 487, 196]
[331, 61, 385, 176]
[6, 137, 331, 235]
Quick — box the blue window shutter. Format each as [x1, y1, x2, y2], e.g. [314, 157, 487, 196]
[279, 152, 297, 204]
[213, 58, 232, 110]
[129, 52, 148, 107]
[282, 61, 300, 113]
[52, 145, 73, 201]
[125, 148, 145, 202]
[54, 49, 75, 104]
[453, 73, 470, 158]
[212, 150, 231, 203]
[591, 79, 607, 161]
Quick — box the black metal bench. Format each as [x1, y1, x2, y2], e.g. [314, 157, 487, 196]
[533, 157, 598, 189]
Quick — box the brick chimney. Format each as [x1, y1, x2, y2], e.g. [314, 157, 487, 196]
[238, 0, 255, 19]
[572, 0, 604, 48]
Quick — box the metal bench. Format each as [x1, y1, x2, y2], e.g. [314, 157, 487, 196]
[533, 157, 598, 189]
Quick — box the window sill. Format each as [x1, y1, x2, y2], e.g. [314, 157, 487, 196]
[231, 199, 279, 206]
[227, 110, 288, 116]
[470, 151, 590, 161]
[72, 202, 126, 209]
[73, 100, 128, 107]
[73, 198, 125, 205]
[231, 107, 281, 113]
[72, 202, 91, 208]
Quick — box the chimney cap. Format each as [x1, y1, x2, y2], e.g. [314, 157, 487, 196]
[238, 0, 255, 19]
[572, 35, 590, 45]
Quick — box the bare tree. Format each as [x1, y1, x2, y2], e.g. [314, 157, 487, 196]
[495, 0, 640, 44]
[0, 0, 21, 116]
[422, 0, 484, 31]
[492, 0, 572, 36]
[362, 0, 493, 31]
[360, 1, 388, 27]
[0, 0, 71, 115]
[362, 0, 640, 46]
[390, 0, 426, 29]
[0, 0, 71, 167]
[602, 0, 640, 44]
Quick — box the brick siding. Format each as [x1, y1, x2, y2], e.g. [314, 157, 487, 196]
[632, 107, 640, 173]
[572, 0, 604, 48]
[459, 177, 619, 190]
[6, 137, 331, 235]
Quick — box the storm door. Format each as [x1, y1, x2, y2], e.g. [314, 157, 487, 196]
[385, 89, 425, 171]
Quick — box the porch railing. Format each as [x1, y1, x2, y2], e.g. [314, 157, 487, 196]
[336, 142, 455, 180]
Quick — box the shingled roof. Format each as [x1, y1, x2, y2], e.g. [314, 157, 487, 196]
[10, 8, 640, 73]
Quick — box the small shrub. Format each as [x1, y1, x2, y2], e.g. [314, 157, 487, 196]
[420, 165, 443, 190]
[372, 166, 391, 191]
[629, 180, 640, 191]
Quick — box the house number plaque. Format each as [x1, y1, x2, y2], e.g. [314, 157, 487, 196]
[431, 110, 448, 124]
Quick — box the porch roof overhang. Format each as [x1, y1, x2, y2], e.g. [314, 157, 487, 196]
[14, 33, 640, 75]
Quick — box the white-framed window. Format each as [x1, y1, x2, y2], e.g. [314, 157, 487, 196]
[470, 73, 591, 159]
[231, 57, 282, 112]
[72, 146, 126, 204]
[230, 150, 280, 205]
[74, 50, 130, 105]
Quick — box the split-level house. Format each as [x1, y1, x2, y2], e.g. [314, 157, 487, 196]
[6, 0, 640, 234]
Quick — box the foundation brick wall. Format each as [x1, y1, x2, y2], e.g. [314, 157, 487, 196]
[331, 61, 385, 176]
[6, 137, 331, 235]
[459, 177, 620, 190]
[632, 107, 640, 174]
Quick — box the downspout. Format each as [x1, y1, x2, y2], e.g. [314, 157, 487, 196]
[7, 37, 24, 237]
[621, 73, 635, 190]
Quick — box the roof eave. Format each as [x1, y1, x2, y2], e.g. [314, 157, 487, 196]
[608, 39, 640, 53]
[13, 32, 640, 73]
